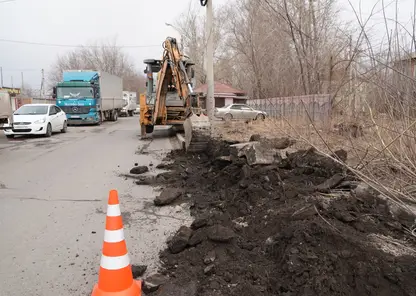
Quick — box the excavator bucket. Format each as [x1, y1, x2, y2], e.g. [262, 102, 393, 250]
[183, 113, 211, 153]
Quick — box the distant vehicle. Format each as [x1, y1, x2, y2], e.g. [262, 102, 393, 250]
[0, 90, 13, 130]
[214, 104, 267, 121]
[2, 104, 67, 138]
[120, 91, 137, 117]
[53, 70, 124, 125]
[134, 106, 140, 115]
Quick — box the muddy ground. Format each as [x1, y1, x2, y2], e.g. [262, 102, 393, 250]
[141, 139, 416, 296]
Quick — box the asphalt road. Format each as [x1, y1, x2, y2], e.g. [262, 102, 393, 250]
[0, 117, 191, 296]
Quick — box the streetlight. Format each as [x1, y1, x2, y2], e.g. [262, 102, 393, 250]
[165, 23, 184, 52]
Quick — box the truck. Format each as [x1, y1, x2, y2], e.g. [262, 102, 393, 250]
[120, 91, 137, 117]
[53, 70, 124, 125]
[0, 90, 13, 130]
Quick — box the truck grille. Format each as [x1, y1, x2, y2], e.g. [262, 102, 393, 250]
[61, 106, 92, 114]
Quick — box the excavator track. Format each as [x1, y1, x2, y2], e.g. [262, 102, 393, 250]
[183, 113, 211, 153]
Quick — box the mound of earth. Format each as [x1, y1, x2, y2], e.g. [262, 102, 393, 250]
[143, 139, 416, 296]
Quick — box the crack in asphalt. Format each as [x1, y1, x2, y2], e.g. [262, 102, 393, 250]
[0, 196, 102, 202]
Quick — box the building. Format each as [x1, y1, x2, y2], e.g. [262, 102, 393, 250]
[194, 81, 248, 108]
[0, 87, 21, 97]
[392, 53, 416, 77]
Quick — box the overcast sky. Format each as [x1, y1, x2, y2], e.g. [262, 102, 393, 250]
[0, 0, 414, 90]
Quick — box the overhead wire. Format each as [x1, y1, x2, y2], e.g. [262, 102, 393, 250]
[0, 38, 161, 48]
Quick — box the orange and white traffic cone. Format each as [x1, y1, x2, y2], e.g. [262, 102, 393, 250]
[91, 189, 142, 296]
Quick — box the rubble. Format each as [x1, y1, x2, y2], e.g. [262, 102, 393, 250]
[207, 225, 235, 243]
[129, 165, 149, 175]
[131, 265, 147, 278]
[154, 188, 182, 206]
[168, 226, 192, 254]
[143, 274, 168, 294]
[143, 138, 416, 296]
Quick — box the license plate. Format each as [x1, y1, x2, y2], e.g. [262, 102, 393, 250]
[14, 125, 28, 129]
[71, 115, 80, 118]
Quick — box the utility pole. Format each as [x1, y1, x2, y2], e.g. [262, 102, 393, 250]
[205, 0, 215, 121]
[21, 72, 24, 92]
[0, 67, 3, 87]
[40, 69, 45, 98]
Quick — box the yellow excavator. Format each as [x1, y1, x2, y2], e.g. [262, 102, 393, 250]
[139, 37, 211, 153]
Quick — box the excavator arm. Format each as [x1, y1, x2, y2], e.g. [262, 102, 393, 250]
[140, 37, 211, 152]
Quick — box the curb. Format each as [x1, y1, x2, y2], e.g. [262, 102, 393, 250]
[176, 133, 186, 150]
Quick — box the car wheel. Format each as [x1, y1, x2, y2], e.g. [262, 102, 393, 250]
[224, 113, 233, 121]
[61, 121, 67, 133]
[256, 114, 265, 121]
[113, 111, 118, 121]
[45, 123, 52, 137]
[6, 135, 14, 139]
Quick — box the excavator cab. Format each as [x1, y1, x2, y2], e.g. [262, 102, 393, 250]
[139, 37, 211, 152]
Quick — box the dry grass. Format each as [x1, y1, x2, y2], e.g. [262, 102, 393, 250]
[213, 115, 416, 215]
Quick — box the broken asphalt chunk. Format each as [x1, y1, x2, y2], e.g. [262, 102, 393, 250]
[154, 188, 182, 206]
[129, 166, 149, 175]
[168, 226, 192, 254]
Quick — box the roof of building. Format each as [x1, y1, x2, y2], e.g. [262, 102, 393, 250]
[194, 81, 246, 95]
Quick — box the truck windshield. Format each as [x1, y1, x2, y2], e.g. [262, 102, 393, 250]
[15, 105, 48, 115]
[57, 87, 94, 99]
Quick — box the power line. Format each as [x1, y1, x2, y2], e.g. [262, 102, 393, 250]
[0, 38, 161, 48]
[0, 68, 46, 72]
[0, 0, 16, 3]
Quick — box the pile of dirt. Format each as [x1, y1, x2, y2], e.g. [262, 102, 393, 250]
[142, 138, 416, 296]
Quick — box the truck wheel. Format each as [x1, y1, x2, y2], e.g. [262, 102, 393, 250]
[128, 111, 133, 117]
[111, 111, 118, 122]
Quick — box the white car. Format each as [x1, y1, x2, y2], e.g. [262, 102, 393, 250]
[214, 104, 267, 121]
[3, 104, 68, 138]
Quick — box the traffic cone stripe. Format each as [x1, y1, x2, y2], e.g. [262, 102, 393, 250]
[104, 229, 125, 243]
[98, 266, 137, 293]
[105, 216, 123, 230]
[100, 253, 131, 270]
[102, 241, 128, 257]
[107, 204, 121, 216]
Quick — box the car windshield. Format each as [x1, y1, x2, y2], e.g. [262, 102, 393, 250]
[57, 87, 93, 98]
[14, 105, 48, 115]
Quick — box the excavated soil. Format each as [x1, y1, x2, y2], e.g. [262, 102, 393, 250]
[146, 140, 416, 296]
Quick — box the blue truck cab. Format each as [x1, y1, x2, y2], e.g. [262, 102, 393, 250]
[53, 71, 101, 125]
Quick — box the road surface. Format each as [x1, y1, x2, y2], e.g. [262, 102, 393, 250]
[0, 117, 191, 296]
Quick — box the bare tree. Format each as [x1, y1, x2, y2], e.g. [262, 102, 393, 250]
[48, 38, 146, 93]
[174, 2, 228, 86]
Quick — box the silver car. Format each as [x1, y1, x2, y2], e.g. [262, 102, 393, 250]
[214, 104, 267, 121]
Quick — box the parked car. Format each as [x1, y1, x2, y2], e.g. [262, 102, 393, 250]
[214, 104, 267, 121]
[3, 104, 67, 138]
[134, 106, 140, 114]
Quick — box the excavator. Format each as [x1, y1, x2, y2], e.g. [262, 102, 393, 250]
[139, 37, 211, 153]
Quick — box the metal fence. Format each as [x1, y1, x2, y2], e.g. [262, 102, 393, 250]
[247, 94, 332, 125]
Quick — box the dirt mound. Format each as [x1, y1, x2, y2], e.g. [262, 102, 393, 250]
[145, 140, 416, 296]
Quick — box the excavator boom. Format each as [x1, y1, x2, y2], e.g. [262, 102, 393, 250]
[140, 37, 211, 152]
